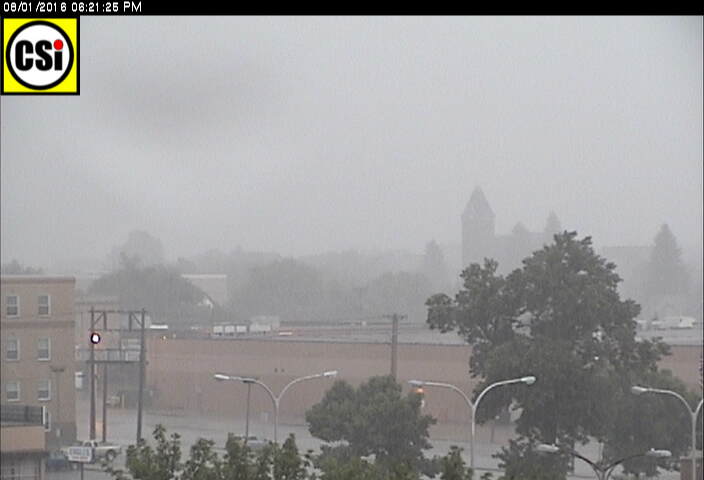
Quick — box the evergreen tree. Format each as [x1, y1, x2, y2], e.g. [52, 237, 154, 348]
[645, 224, 689, 297]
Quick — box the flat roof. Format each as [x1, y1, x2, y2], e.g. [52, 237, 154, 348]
[225, 323, 704, 347]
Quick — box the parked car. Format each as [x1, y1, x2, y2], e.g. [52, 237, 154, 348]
[46, 450, 71, 471]
[651, 316, 696, 330]
[232, 435, 269, 451]
[670, 316, 696, 329]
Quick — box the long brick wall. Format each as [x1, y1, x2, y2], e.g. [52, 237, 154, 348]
[146, 337, 703, 426]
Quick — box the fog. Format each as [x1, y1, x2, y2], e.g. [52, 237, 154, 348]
[1, 16, 702, 269]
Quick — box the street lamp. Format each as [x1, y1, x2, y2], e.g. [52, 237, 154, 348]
[408, 375, 536, 470]
[215, 370, 338, 444]
[536, 443, 671, 480]
[631, 385, 703, 480]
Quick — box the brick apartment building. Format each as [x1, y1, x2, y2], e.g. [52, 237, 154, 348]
[1, 276, 77, 451]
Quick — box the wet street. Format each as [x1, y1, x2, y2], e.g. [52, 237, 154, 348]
[43, 399, 681, 480]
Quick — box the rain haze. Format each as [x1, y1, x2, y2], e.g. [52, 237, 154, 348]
[1, 16, 702, 268]
[1, 15, 703, 480]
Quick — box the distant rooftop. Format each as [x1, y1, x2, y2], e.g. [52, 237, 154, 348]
[229, 322, 703, 347]
[463, 187, 495, 219]
[0, 275, 76, 284]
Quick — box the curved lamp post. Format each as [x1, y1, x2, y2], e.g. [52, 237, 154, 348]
[536, 443, 670, 480]
[215, 370, 338, 444]
[409, 375, 536, 470]
[631, 385, 703, 480]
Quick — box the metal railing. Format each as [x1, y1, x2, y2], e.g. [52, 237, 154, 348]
[75, 348, 141, 362]
[0, 404, 43, 424]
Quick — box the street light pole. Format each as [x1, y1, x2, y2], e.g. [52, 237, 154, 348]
[631, 385, 703, 480]
[536, 443, 671, 480]
[409, 375, 536, 470]
[215, 370, 338, 444]
[245, 382, 251, 439]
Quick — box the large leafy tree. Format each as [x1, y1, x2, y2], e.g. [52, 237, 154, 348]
[426, 231, 688, 478]
[90, 258, 212, 325]
[305, 376, 435, 475]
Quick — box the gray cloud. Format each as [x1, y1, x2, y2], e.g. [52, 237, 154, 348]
[1, 16, 701, 268]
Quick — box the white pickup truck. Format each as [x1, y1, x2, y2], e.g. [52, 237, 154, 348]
[66, 440, 122, 462]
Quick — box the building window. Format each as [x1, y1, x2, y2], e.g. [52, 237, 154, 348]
[38, 379, 51, 401]
[6, 381, 20, 402]
[38, 337, 50, 361]
[6, 295, 19, 317]
[38, 295, 50, 316]
[6, 338, 19, 361]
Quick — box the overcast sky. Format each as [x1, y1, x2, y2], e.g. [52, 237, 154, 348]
[1, 16, 702, 269]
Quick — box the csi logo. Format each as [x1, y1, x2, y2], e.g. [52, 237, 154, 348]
[6, 21, 74, 90]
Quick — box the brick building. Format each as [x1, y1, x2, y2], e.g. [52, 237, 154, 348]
[1, 275, 77, 450]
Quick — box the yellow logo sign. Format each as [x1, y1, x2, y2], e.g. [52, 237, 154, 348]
[2, 18, 79, 94]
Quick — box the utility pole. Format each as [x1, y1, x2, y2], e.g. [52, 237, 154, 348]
[89, 307, 96, 440]
[245, 382, 251, 439]
[102, 363, 108, 442]
[85, 308, 146, 445]
[384, 314, 405, 380]
[136, 309, 147, 442]
[102, 309, 109, 443]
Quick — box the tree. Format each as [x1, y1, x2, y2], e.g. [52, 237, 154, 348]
[222, 433, 256, 480]
[438, 446, 473, 480]
[315, 453, 384, 480]
[273, 434, 308, 480]
[103, 424, 182, 480]
[426, 231, 683, 478]
[181, 438, 223, 480]
[306, 376, 435, 474]
[109, 230, 165, 269]
[645, 224, 689, 297]
[89, 260, 209, 325]
[605, 368, 695, 477]
[1, 259, 43, 274]
[495, 439, 566, 480]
